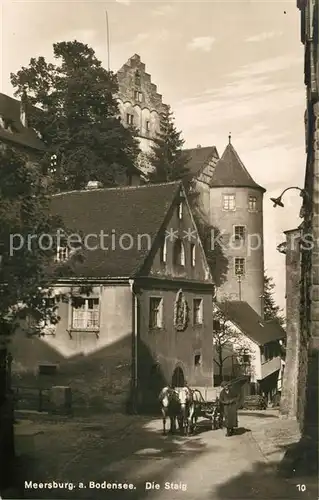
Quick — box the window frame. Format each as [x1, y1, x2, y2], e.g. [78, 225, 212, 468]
[193, 298, 203, 325]
[173, 239, 185, 267]
[126, 113, 134, 126]
[149, 296, 164, 329]
[160, 237, 167, 264]
[56, 246, 69, 262]
[70, 297, 100, 332]
[233, 225, 246, 241]
[178, 202, 183, 219]
[222, 194, 236, 211]
[248, 195, 258, 212]
[234, 257, 245, 277]
[191, 243, 196, 267]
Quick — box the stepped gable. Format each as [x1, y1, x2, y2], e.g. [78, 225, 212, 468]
[210, 142, 265, 192]
[0, 93, 45, 151]
[116, 54, 168, 113]
[182, 145, 219, 178]
[51, 181, 182, 278]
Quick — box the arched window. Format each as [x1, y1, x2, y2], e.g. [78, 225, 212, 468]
[173, 239, 185, 266]
[191, 244, 196, 267]
[160, 237, 167, 263]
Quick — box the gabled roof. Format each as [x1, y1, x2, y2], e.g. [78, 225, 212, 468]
[209, 142, 265, 192]
[50, 182, 182, 278]
[216, 301, 286, 345]
[182, 146, 219, 177]
[0, 93, 45, 151]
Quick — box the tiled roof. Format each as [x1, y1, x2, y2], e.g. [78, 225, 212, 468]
[50, 182, 182, 278]
[209, 143, 265, 192]
[0, 93, 45, 151]
[182, 146, 219, 177]
[216, 301, 286, 345]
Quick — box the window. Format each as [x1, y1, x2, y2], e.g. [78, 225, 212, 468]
[235, 257, 245, 276]
[126, 113, 134, 125]
[223, 194, 236, 210]
[56, 246, 69, 262]
[160, 237, 167, 263]
[248, 195, 257, 211]
[134, 70, 141, 86]
[149, 297, 163, 328]
[72, 298, 100, 330]
[194, 353, 201, 367]
[178, 202, 183, 219]
[234, 225, 245, 241]
[146, 120, 150, 131]
[173, 239, 185, 266]
[191, 244, 196, 267]
[193, 298, 203, 325]
[134, 90, 143, 102]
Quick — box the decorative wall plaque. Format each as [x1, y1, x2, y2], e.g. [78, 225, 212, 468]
[174, 289, 189, 331]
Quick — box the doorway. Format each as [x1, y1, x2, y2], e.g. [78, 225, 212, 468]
[171, 366, 185, 387]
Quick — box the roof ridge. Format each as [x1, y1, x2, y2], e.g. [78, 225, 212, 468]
[52, 180, 182, 197]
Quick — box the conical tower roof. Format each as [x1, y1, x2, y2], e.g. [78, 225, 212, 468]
[209, 138, 265, 192]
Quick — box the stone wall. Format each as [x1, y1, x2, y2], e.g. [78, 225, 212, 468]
[297, 0, 319, 440]
[279, 229, 301, 419]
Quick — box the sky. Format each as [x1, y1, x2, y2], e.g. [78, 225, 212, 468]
[1, 0, 306, 310]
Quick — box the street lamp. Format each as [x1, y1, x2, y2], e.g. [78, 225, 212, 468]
[270, 186, 309, 216]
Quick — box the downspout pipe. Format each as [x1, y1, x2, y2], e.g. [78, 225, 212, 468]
[129, 279, 138, 413]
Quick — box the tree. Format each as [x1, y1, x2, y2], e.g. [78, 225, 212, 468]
[263, 271, 285, 326]
[10, 40, 140, 192]
[213, 302, 254, 383]
[0, 145, 67, 487]
[147, 106, 191, 183]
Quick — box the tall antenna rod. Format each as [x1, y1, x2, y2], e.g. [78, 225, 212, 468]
[105, 10, 110, 71]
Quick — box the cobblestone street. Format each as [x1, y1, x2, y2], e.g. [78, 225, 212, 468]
[3, 410, 316, 500]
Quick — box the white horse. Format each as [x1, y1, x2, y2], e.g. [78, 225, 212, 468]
[174, 386, 194, 436]
[158, 386, 180, 435]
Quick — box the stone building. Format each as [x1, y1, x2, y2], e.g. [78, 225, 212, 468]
[191, 138, 265, 316]
[0, 93, 44, 157]
[215, 300, 285, 399]
[0, 92, 45, 489]
[296, 0, 319, 456]
[116, 54, 168, 178]
[277, 228, 302, 419]
[11, 182, 215, 411]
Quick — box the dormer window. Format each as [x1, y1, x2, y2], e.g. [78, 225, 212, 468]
[56, 246, 69, 262]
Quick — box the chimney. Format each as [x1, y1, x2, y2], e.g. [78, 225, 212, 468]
[196, 144, 201, 148]
[85, 181, 103, 190]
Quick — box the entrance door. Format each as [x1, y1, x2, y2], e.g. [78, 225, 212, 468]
[172, 366, 185, 387]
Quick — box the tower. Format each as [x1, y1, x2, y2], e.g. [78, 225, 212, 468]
[116, 54, 168, 179]
[209, 136, 265, 315]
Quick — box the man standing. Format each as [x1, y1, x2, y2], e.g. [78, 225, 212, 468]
[219, 381, 239, 436]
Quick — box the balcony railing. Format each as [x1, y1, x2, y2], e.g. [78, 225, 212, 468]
[261, 356, 281, 379]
